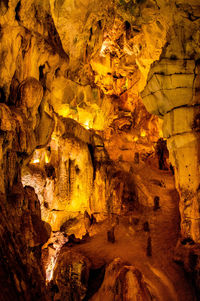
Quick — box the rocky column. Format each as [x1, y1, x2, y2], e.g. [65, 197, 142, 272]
[141, 58, 200, 243]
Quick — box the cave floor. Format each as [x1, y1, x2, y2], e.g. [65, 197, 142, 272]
[65, 163, 196, 301]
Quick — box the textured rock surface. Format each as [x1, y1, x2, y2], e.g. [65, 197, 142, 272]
[22, 117, 139, 236]
[0, 185, 50, 300]
[51, 248, 91, 301]
[91, 258, 152, 301]
[0, 29, 53, 300]
[0, 0, 200, 299]
[0, 87, 52, 299]
[142, 58, 200, 242]
[140, 0, 200, 244]
[175, 240, 200, 295]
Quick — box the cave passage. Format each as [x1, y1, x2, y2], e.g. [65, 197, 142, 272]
[0, 0, 200, 300]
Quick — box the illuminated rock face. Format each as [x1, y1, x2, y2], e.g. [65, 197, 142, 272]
[142, 59, 200, 242]
[0, 0, 169, 132]
[22, 117, 138, 237]
[0, 0, 200, 299]
[140, 0, 200, 244]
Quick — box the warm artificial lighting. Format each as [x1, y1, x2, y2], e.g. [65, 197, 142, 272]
[83, 120, 90, 129]
[99, 39, 112, 57]
[45, 152, 50, 164]
[45, 234, 68, 282]
[133, 136, 138, 142]
[140, 130, 146, 137]
[100, 41, 108, 57]
[32, 159, 40, 164]
[46, 255, 57, 282]
[30, 150, 41, 164]
[159, 129, 163, 138]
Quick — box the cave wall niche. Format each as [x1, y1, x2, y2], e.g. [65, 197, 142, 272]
[21, 115, 142, 237]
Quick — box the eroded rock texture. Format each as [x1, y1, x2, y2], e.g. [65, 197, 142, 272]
[91, 258, 152, 301]
[142, 36, 200, 244]
[0, 77, 52, 300]
[0, 186, 50, 300]
[0, 0, 200, 300]
[51, 248, 91, 301]
[22, 117, 139, 236]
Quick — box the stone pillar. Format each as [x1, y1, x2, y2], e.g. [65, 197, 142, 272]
[141, 59, 200, 243]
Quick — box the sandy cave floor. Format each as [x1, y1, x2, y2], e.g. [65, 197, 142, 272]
[61, 162, 196, 301]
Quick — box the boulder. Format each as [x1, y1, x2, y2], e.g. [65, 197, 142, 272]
[52, 248, 91, 301]
[91, 258, 152, 301]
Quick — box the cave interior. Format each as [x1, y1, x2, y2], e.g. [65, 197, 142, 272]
[0, 0, 200, 300]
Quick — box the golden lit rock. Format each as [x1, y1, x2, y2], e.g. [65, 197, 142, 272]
[0, 0, 200, 299]
[50, 76, 114, 130]
[22, 117, 137, 235]
[142, 56, 200, 243]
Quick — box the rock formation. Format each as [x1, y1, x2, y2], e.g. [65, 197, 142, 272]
[50, 248, 91, 301]
[0, 0, 200, 300]
[90, 258, 152, 301]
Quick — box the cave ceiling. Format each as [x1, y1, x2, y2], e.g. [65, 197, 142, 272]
[0, 0, 171, 131]
[1, 0, 199, 142]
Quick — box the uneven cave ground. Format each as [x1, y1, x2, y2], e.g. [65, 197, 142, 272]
[39, 156, 196, 301]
